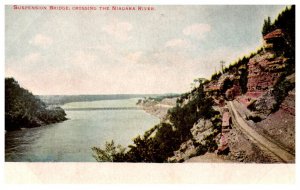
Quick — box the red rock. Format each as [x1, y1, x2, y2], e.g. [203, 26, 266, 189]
[222, 112, 230, 128]
[263, 29, 284, 41]
[204, 81, 220, 92]
[225, 84, 241, 100]
[246, 53, 284, 99]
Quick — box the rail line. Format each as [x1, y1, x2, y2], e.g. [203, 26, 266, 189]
[228, 101, 295, 163]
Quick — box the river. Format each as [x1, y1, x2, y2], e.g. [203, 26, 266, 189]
[5, 98, 160, 162]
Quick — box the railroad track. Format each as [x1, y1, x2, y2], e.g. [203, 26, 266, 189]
[228, 101, 295, 163]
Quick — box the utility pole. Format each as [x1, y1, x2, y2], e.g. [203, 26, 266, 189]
[220, 60, 225, 73]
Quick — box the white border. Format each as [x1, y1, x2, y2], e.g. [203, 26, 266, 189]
[1, 0, 299, 187]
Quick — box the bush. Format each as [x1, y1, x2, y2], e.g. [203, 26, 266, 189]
[5, 78, 66, 131]
[272, 77, 294, 112]
[92, 83, 217, 162]
[211, 72, 221, 80]
[92, 140, 126, 162]
[123, 122, 181, 162]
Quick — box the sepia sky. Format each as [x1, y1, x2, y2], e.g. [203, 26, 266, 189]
[5, 5, 286, 95]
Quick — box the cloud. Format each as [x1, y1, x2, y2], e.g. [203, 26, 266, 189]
[125, 51, 143, 64]
[165, 38, 191, 49]
[88, 44, 114, 55]
[23, 52, 41, 64]
[5, 53, 41, 78]
[183, 23, 211, 40]
[29, 34, 53, 48]
[66, 50, 97, 73]
[102, 20, 133, 41]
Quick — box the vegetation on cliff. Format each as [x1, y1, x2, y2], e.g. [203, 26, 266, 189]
[92, 6, 295, 162]
[270, 6, 295, 112]
[249, 5, 295, 114]
[262, 6, 295, 46]
[92, 83, 219, 162]
[5, 78, 67, 131]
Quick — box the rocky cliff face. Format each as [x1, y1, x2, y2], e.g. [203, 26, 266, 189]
[91, 6, 295, 163]
[247, 29, 287, 98]
[170, 26, 295, 163]
[5, 78, 67, 131]
[204, 27, 293, 115]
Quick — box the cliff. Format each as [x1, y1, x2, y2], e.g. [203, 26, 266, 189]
[92, 6, 295, 163]
[170, 6, 295, 163]
[5, 78, 67, 131]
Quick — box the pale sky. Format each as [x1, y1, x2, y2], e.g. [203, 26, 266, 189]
[5, 5, 285, 95]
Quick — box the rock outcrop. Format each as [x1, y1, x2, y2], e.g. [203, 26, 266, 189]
[168, 118, 219, 162]
[95, 6, 295, 163]
[170, 18, 295, 163]
[246, 52, 286, 99]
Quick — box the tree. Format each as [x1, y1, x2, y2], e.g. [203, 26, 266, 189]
[262, 16, 272, 36]
[5, 78, 66, 131]
[92, 140, 126, 162]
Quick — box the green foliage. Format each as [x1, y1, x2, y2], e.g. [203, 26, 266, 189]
[262, 5, 295, 113]
[92, 123, 181, 162]
[147, 94, 180, 102]
[272, 76, 294, 112]
[261, 5, 295, 49]
[262, 16, 272, 35]
[176, 92, 189, 104]
[136, 99, 142, 104]
[124, 123, 181, 162]
[92, 140, 126, 162]
[92, 6, 296, 162]
[212, 115, 222, 132]
[194, 132, 219, 156]
[215, 47, 265, 95]
[168, 83, 216, 144]
[202, 79, 210, 85]
[196, 114, 222, 154]
[211, 72, 221, 80]
[5, 78, 66, 131]
[93, 84, 217, 162]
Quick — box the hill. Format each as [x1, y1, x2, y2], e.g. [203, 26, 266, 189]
[5, 78, 67, 131]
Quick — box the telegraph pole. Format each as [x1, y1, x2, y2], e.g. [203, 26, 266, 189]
[220, 60, 225, 73]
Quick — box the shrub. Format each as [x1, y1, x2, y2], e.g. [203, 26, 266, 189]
[92, 140, 127, 162]
[272, 77, 294, 112]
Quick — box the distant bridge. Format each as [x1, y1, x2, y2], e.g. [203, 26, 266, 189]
[64, 107, 143, 111]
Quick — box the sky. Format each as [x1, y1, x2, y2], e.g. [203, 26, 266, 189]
[5, 5, 286, 95]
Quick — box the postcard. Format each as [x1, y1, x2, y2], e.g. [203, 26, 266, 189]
[4, 3, 296, 184]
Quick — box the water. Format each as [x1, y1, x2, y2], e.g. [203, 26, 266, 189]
[5, 98, 160, 162]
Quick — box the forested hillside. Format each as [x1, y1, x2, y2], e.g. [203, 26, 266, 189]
[5, 78, 67, 131]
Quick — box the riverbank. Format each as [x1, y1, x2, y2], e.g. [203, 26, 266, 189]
[5, 78, 67, 131]
[137, 97, 177, 120]
[6, 98, 160, 162]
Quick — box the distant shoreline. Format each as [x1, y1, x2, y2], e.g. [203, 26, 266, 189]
[39, 93, 179, 106]
[137, 97, 177, 120]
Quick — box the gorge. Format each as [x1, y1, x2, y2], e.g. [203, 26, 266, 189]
[92, 5, 295, 163]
